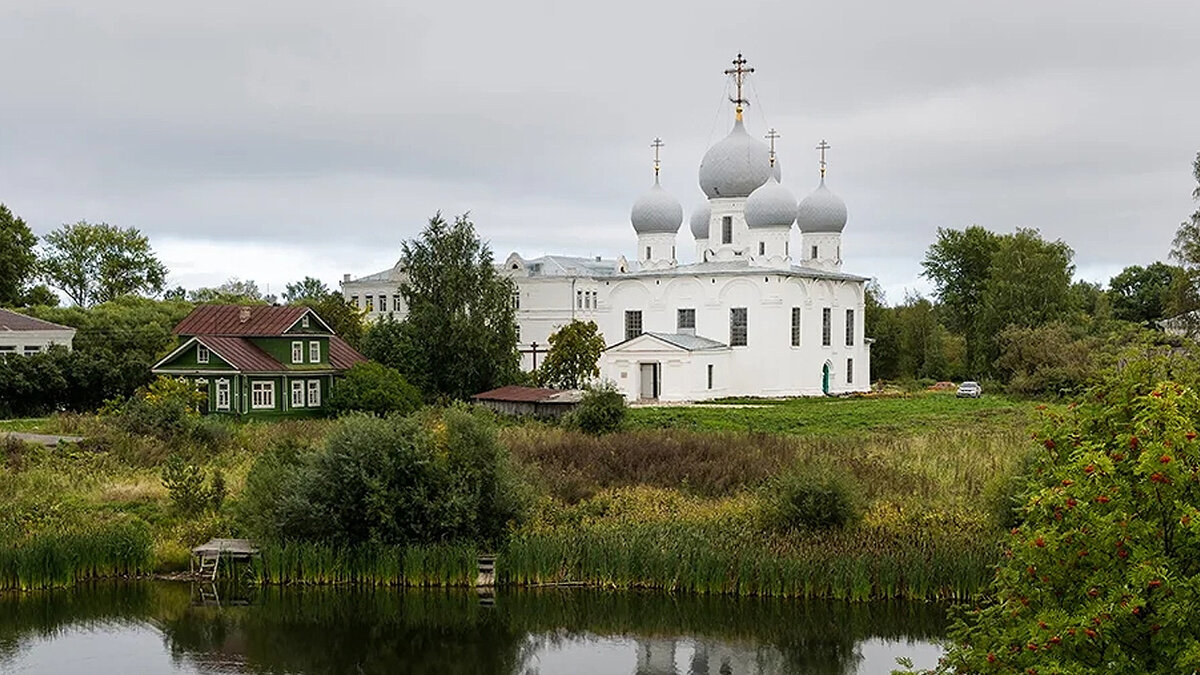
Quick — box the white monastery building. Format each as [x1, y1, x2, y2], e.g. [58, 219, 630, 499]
[342, 55, 870, 401]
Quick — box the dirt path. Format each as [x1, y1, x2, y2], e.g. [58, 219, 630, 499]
[2, 431, 84, 446]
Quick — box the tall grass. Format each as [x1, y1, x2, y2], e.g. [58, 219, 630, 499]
[0, 522, 153, 591]
[253, 543, 476, 586]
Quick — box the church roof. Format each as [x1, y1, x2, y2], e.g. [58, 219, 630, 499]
[609, 259, 867, 282]
[520, 255, 621, 277]
[644, 332, 728, 351]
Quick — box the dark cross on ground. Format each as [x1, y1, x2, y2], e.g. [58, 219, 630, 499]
[816, 139, 831, 178]
[651, 137, 664, 178]
[724, 53, 755, 119]
[765, 128, 780, 167]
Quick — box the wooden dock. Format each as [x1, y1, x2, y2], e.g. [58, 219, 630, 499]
[191, 538, 260, 581]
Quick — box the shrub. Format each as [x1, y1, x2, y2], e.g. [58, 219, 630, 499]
[328, 362, 423, 417]
[569, 381, 626, 435]
[760, 463, 860, 532]
[160, 454, 224, 516]
[108, 376, 203, 441]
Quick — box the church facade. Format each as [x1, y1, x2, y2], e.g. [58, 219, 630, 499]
[342, 55, 870, 401]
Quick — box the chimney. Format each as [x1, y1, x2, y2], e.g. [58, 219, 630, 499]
[594, 256, 601, 262]
[239, 306, 251, 323]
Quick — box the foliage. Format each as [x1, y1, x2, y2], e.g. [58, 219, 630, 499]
[360, 314, 405, 369]
[922, 226, 1002, 373]
[107, 376, 204, 441]
[239, 406, 530, 548]
[1107, 262, 1178, 325]
[537, 320, 606, 389]
[922, 357, 1200, 674]
[994, 322, 1099, 397]
[761, 463, 860, 532]
[187, 277, 269, 304]
[282, 276, 329, 303]
[393, 213, 520, 400]
[568, 381, 627, 435]
[0, 203, 38, 307]
[865, 280, 901, 380]
[1167, 152, 1200, 333]
[39, 221, 167, 307]
[298, 292, 364, 349]
[160, 454, 224, 516]
[327, 362, 422, 417]
[0, 521, 153, 590]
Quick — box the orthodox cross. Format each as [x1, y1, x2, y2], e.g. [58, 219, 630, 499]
[651, 137, 664, 178]
[723, 53, 754, 120]
[816, 139, 831, 178]
[765, 128, 780, 167]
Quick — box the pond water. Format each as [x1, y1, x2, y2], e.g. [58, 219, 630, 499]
[0, 583, 946, 674]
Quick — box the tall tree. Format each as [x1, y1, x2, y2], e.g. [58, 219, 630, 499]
[921, 226, 1002, 373]
[0, 203, 38, 307]
[538, 320, 606, 389]
[1107, 262, 1178, 324]
[394, 213, 519, 400]
[188, 277, 265, 304]
[40, 221, 167, 307]
[282, 276, 330, 303]
[863, 281, 901, 381]
[1168, 151, 1200, 331]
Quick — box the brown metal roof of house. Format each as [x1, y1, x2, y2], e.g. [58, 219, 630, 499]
[197, 336, 284, 372]
[0, 308, 74, 332]
[173, 305, 326, 336]
[329, 336, 368, 370]
[472, 385, 568, 403]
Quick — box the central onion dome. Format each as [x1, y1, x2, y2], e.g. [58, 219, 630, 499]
[698, 119, 774, 199]
[630, 178, 683, 234]
[744, 175, 796, 229]
[690, 203, 711, 240]
[795, 178, 848, 233]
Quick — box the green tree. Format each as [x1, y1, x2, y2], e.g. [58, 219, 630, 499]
[922, 355, 1200, 674]
[1108, 263, 1178, 325]
[921, 226, 1002, 372]
[188, 277, 266, 304]
[361, 314, 406, 368]
[40, 221, 167, 307]
[0, 204, 38, 307]
[896, 293, 950, 380]
[20, 285, 58, 307]
[295, 291, 364, 349]
[538, 320, 606, 389]
[282, 276, 330, 303]
[327, 362, 422, 417]
[1167, 152, 1200, 333]
[394, 213, 519, 400]
[864, 281, 902, 381]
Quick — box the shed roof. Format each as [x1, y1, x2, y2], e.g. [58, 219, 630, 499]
[472, 385, 573, 403]
[607, 332, 729, 352]
[173, 305, 329, 336]
[0, 308, 74, 332]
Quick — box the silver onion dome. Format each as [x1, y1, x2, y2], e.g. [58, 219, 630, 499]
[744, 175, 797, 229]
[698, 118, 774, 199]
[630, 179, 684, 234]
[690, 202, 711, 240]
[795, 178, 847, 233]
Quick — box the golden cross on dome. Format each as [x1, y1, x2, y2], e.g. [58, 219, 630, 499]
[816, 139, 831, 178]
[765, 128, 780, 167]
[651, 137, 664, 178]
[723, 53, 755, 120]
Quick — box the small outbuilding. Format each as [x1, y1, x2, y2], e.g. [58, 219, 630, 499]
[471, 385, 583, 418]
[0, 308, 76, 356]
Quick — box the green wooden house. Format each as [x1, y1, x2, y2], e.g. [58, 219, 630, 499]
[152, 304, 367, 418]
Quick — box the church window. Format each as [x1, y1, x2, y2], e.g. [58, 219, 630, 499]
[671, 246, 676, 259]
[791, 307, 802, 347]
[625, 310, 643, 341]
[365, 295, 374, 312]
[215, 379, 230, 411]
[577, 290, 583, 309]
[721, 217, 733, 244]
[811, 245, 818, 260]
[378, 295, 387, 312]
[758, 242, 765, 255]
[785, 241, 789, 256]
[730, 307, 747, 346]
[847, 358, 854, 384]
[707, 364, 714, 389]
[845, 309, 855, 346]
[677, 308, 695, 332]
[822, 308, 832, 346]
[196, 344, 209, 364]
[291, 341, 303, 363]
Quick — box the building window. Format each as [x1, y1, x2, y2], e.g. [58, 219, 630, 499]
[216, 379, 230, 411]
[378, 294, 387, 312]
[251, 381, 275, 409]
[785, 241, 789, 256]
[393, 295, 401, 311]
[301, 315, 310, 328]
[291, 380, 305, 407]
[758, 241, 765, 255]
[23, 346, 40, 355]
[730, 307, 747, 347]
[0, 345, 15, 354]
[721, 216, 733, 244]
[791, 307, 802, 347]
[624, 310, 643, 341]
[197, 344, 209, 364]
[577, 290, 583, 309]
[847, 358, 854, 384]
[351, 295, 358, 307]
[671, 245, 676, 259]
[707, 364, 714, 389]
[291, 341, 303, 363]
[845, 309, 855, 347]
[512, 291, 520, 310]
[677, 308, 696, 332]
[309, 341, 320, 363]
[365, 295, 374, 312]
[307, 380, 321, 407]
[811, 245, 818, 259]
[822, 308, 832, 346]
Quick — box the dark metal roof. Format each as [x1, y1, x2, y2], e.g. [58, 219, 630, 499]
[197, 336, 283, 372]
[0, 308, 74, 332]
[173, 305, 325, 336]
[472, 385, 567, 403]
[329, 336, 368, 370]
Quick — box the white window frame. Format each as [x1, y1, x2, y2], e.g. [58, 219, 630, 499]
[309, 341, 320, 363]
[846, 309, 855, 347]
[624, 310, 643, 341]
[291, 380, 306, 407]
[196, 344, 209, 364]
[23, 346, 41, 356]
[307, 379, 321, 407]
[822, 308, 832, 347]
[251, 381, 275, 409]
[215, 379, 230, 411]
[378, 294, 387, 312]
[301, 315, 310, 328]
[291, 341, 303, 364]
[730, 307, 748, 347]
[791, 307, 802, 347]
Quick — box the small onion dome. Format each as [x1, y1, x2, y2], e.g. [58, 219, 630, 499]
[698, 118, 773, 199]
[690, 202, 711, 240]
[795, 178, 848, 233]
[744, 175, 797, 230]
[630, 179, 684, 234]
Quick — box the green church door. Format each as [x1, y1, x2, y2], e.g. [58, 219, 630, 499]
[822, 363, 830, 395]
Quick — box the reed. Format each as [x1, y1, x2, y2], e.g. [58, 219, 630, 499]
[252, 542, 475, 586]
[0, 522, 153, 591]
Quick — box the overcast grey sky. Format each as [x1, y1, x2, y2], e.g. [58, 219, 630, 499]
[3, 0, 1199, 304]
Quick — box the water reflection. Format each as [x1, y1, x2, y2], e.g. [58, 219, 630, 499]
[0, 583, 946, 674]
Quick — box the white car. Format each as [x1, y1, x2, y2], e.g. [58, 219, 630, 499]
[956, 381, 982, 398]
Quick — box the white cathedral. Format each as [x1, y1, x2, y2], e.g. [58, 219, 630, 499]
[342, 55, 870, 401]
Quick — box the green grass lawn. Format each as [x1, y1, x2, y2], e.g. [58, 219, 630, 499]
[0, 418, 53, 434]
[627, 393, 1039, 436]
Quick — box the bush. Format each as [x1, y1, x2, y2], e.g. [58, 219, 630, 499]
[161, 454, 224, 516]
[328, 362, 422, 417]
[569, 382, 626, 435]
[760, 463, 860, 532]
[108, 376, 203, 441]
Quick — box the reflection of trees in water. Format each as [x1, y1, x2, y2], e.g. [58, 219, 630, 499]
[0, 584, 947, 675]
